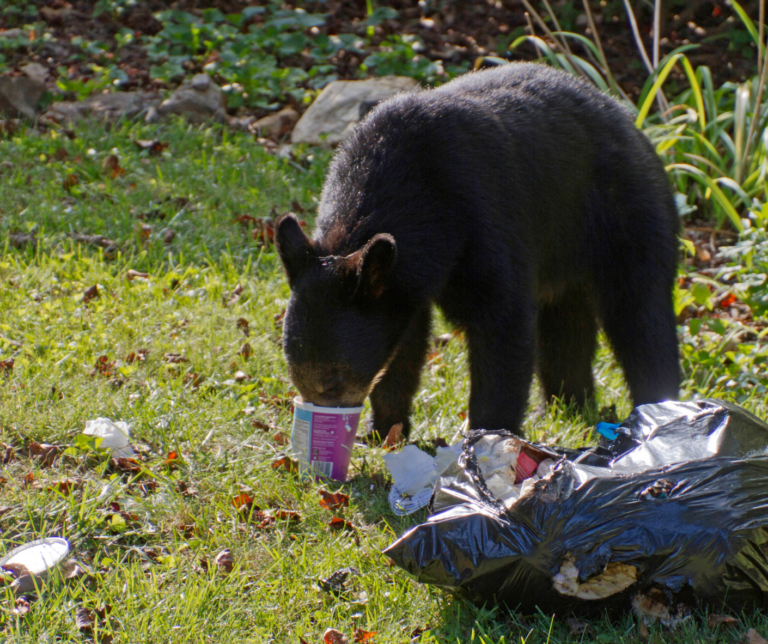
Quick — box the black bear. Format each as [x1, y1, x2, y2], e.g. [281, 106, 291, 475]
[276, 63, 680, 439]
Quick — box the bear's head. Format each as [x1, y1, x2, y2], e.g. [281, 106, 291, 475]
[276, 214, 409, 408]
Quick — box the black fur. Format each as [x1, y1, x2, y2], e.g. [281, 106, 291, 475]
[276, 63, 680, 438]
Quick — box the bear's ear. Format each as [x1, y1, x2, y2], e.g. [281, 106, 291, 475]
[356, 233, 397, 299]
[276, 214, 314, 287]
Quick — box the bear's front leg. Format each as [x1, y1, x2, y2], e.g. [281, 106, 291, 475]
[369, 306, 432, 440]
[465, 298, 537, 435]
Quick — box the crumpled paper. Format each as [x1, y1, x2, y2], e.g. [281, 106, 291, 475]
[82, 418, 135, 458]
[383, 442, 463, 515]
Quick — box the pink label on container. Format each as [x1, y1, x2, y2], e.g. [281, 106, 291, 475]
[292, 404, 362, 482]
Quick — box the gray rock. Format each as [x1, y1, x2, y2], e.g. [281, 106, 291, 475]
[0, 76, 46, 119]
[43, 91, 158, 124]
[152, 73, 227, 124]
[291, 76, 419, 146]
[0, 29, 26, 40]
[20, 63, 49, 85]
[247, 106, 299, 139]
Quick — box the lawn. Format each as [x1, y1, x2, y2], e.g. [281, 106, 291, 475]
[1, 114, 768, 644]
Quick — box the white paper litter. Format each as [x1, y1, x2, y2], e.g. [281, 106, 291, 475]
[83, 418, 135, 458]
[383, 442, 463, 515]
[0, 537, 70, 594]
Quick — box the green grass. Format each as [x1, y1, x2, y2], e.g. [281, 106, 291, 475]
[2, 118, 768, 644]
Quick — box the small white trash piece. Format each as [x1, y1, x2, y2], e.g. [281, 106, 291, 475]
[0, 537, 70, 594]
[383, 442, 464, 515]
[83, 418, 135, 458]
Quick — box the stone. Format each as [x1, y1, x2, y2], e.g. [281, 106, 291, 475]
[42, 91, 158, 124]
[20, 63, 49, 85]
[0, 29, 26, 40]
[0, 76, 46, 119]
[291, 76, 419, 146]
[247, 106, 299, 139]
[150, 73, 227, 124]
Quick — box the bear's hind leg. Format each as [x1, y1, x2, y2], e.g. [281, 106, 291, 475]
[537, 285, 598, 406]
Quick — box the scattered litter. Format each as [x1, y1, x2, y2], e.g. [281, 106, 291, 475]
[383, 441, 463, 515]
[0, 537, 70, 594]
[386, 399, 768, 617]
[82, 418, 135, 458]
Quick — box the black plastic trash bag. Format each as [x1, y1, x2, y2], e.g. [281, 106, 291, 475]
[384, 399, 768, 619]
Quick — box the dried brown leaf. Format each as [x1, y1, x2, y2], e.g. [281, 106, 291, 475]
[236, 317, 250, 335]
[163, 353, 189, 364]
[126, 269, 149, 281]
[329, 516, 355, 532]
[319, 490, 349, 512]
[82, 284, 100, 303]
[28, 441, 61, 467]
[384, 423, 404, 449]
[271, 456, 298, 474]
[214, 549, 234, 574]
[0, 358, 14, 375]
[353, 628, 377, 643]
[12, 596, 31, 616]
[101, 154, 124, 179]
[707, 614, 738, 630]
[238, 342, 252, 359]
[75, 606, 93, 633]
[323, 628, 350, 644]
[134, 139, 168, 155]
[62, 173, 79, 192]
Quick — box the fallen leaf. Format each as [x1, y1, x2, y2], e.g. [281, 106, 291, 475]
[271, 456, 298, 473]
[234, 370, 248, 382]
[323, 628, 349, 644]
[214, 549, 234, 574]
[125, 349, 149, 364]
[274, 509, 302, 523]
[176, 480, 198, 498]
[12, 596, 31, 616]
[136, 223, 152, 242]
[0, 358, 14, 375]
[238, 342, 252, 359]
[707, 614, 738, 630]
[110, 457, 142, 474]
[53, 147, 69, 161]
[62, 173, 79, 192]
[236, 317, 250, 336]
[224, 283, 243, 307]
[273, 309, 286, 329]
[126, 269, 149, 281]
[163, 353, 189, 364]
[318, 567, 359, 595]
[48, 478, 82, 496]
[28, 441, 61, 467]
[76, 606, 93, 633]
[62, 560, 90, 580]
[329, 516, 355, 532]
[354, 628, 377, 643]
[9, 232, 36, 249]
[319, 490, 350, 512]
[384, 423, 404, 449]
[1, 443, 14, 464]
[747, 629, 768, 644]
[162, 228, 176, 244]
[165, 451, 179, 468]
[101, 154, 125, 179]
[720, 293, 737, 308]
[272, 432, 288, 445]
[134, 139, 168, 155]
[82, 284, 100, 303]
